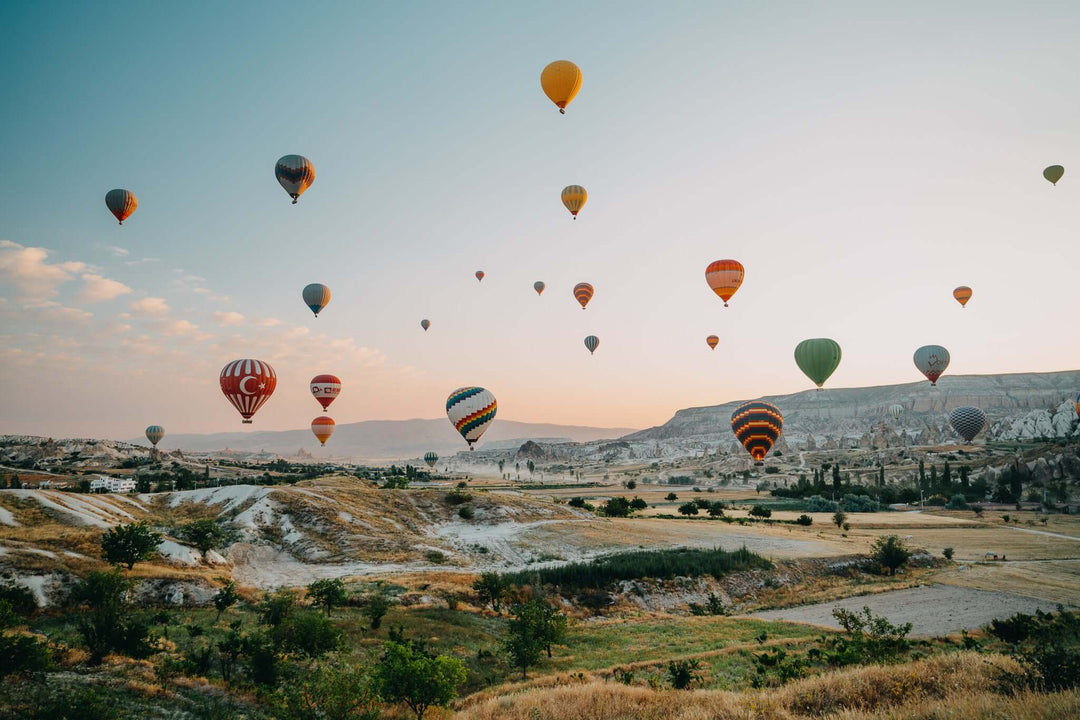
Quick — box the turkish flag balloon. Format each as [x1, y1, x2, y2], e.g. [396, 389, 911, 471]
[220, 359, 277, 423]
[310, 374, 341, 411]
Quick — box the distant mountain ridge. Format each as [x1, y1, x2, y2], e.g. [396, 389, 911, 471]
[129, 418, 638, 461]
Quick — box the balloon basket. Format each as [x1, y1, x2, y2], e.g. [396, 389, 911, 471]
[242, 420, 253, 424]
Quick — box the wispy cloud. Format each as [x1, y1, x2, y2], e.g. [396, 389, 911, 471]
[75, 273, 133, 303]
[213, 311, 245, 326]
[0, 240, 87, 303]
[129, 296, 170, 316]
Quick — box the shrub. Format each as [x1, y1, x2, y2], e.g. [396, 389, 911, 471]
[276, 611, 342, 659]
[749, 505, 772, 519]
[213, 579, 240, 619]
[990, 611, 1080, 691]
[666, 658, 702, 689]
[943, 547, 955, 560]
[832, 510, 847, 528]
[457, 505, 474, 520]
[272, 660, 380, 720]
[870, 535, 911, 575]
[841, 494, 879, 512]
[765, 466, 780, 474]
[568, 497, 588, 508]
[473, 572, 509, 612]
[100, 521, 162, 569]
[946, 494, 968, 510]
[363, 593, 391, 629]
[71, 568, 153, 663]
[796, 514, 813, 526]
[603, 497, 632, 517]
[678, 503, 699, 516]
[0, 633, 51, 676]
[687, 592, 726, 616]
[444, 490, 471, 505]
[376, 640, 467, 719]
[307, 578, 348, 616]
[804, 495, 836, 512]
[0, 583, 37, 616]
[175, 519, 236, 554]
[625, 480, 637, 489]
[707, 502, 725, 517]
[629, 497, 648, 511]
[665, 493, 678, 501]
[828, 606, 912, 664]
[257, 590, 296, 627]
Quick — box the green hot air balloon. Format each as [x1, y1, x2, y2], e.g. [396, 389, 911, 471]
[794, 338, 842, 390]
[1043, 165, 1064, 186]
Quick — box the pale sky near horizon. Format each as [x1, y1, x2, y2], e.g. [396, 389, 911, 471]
[1, 1, 1078, 440]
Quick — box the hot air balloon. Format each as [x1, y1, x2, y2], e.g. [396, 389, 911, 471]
[302, 283, 331, 317]
[105, 189, 138, 225]
[953, 286, 973, 308]
[421, 319, 430, 331]
[145, 425, 165, 447]
[731, 401, 783, 464]
[475, 271, 485, 282]
[888, 404, 904, 420]
[220, 359, 277, 423]
[584, 335, 599, 354]
[948, 406, 986, 443]
[534, 281, 546, 296]
[311, 416, 335, 446]
[275, 155, 315, 203]
[706, 335, 719, 350]
[561, 185, 587, 219]
[540, 60, 582, 114]
[1075, 392, 1079, 417]
[1044, 165, 1065, 186]
[705, 260, 745, 307]
[446, 386, 497, 449]
[914, 345, 950, 386]
[573, 282, 594, 309]
[794, 338, 842, 390]
[310, 374, 341, 411]
[424, 451, 439, 469]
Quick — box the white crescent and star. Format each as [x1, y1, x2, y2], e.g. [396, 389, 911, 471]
[239, 376, 257, 395]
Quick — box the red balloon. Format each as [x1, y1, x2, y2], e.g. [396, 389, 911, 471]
[310, 374, 341, 411]
[220, 359, 277, 423]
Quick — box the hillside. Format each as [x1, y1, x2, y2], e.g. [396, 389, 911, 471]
[128, 418, 638, 460]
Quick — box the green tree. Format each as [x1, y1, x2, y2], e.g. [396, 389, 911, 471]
[276, 612, 342, 659]
[832, 510, 847, 529]
[667, 658, 702, 689]
[602, 497, 632, 517]
[101, 521, 162, 570]
[375, 641, 466, 720]
[748, 505, 772, 519]
[832, 464, 841, 494]
[503, 602, 544, 679]
[629, 497, 648, 511]
[273, 660, 381, 720]
[472, 572, 509, 612]
[870, 535, 912, 575]
[71, 568, 152, 663]
[707, 501, 725, 517]
[678, 502, 699, 516]
[363, 593, 391, 629]
[624, 478, 636, 489]
[258, 589, 296, 627]
[176, 518, 232, 555]
[665, 492, 678, 501]
[307, 578, 348, 616]
[135, 476, 152, 493]
[214, 579, 240, 620]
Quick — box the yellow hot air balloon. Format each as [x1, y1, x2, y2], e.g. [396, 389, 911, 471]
[540, 60, 582, 114]
[561, 185, 587, 219]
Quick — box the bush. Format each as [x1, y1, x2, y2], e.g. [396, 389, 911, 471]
[0, 583, 37, 616]
[100, 521, 162, 570]
[275, 611, 342, 659]
[444, 489, 471, 505]
[796, 514, 813, 526]
[749, 505, 772, 519]
[804, 495, 836, 512]
[678, 503, 699, 516]
[629, 497, 648, 511]
[0, 633, 52, 676]
[832, 510, 847, 528]
[603, 497, 632, 517]
[457, 505, 474, 520]
[272, 661, 380, 720]
[473, 572, 509, 612]
[363, 593, 391, 629]
[707, 502, 725, 517]
[175, 519, 237, 554]
[841, 494, 879, 512]
[687, 592, 726, 616]
[258, 590, 296, 627]
[666, 658, 702, 689]
[943, 547, 954, 560]
[990, 611, 1080, 691]
[213, 579, 240, 619]
[71, 568, 153, 663]
[946, 494, 969, 510]
[827, 606, 912, 665]
[665, 493, 678, 501]
[307, 578, 348, 616]
[870, 535, 911, 575]
[376, 640, 467, 719]
[765, 466, 780, 474]
[625, 480, 636, 489]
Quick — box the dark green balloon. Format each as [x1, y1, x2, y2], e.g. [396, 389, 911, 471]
[794, 338, 842, 389]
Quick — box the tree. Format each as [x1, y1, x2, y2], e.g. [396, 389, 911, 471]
[101, 521, 162, 570]
[71, 568, 152, 663]
[376, 641, 466, 720]
[363, 593, 391, 629]
[625, 479, 636, 489]
[503, 600, 546, 679]
[748, 505, 772, 519]
[258, 589, 296, 627]
[276, 612, 342, 659]
[602, 497, 632, 517]
[527, 460, 535, 475]
[832, 464, 841, 494]
[498, 460, 505, 474]
[135, 476, 152, 493]
[307, 579, 348, 616]
[176, 518, 232, 555]
[878, 464, 885, 486]
[678, 502, 699, 516]
[870, 535, 912, 575]
[832, 510, 847, 529]
[472, 572, 509, 612]
[707, 501, 725, 517]
[665, 492, 678, 501]
[629, 497, 648, 511]
[667, 658, 703, 689]
[273, 660, 380, 720]
[213, 579, 240, 619]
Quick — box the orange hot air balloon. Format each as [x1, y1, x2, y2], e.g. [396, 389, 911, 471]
[105, 189, 138, 225]
[953, 286, 972, 308]
[475, 270, 485, 282]
[705, 260, 745, 307]
[706, 335, 719, 350]
[573, 282, 594, 309]
[311, 416, 335, 446]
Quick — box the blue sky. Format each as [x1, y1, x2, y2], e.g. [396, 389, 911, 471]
[1, 1, 1078, 439]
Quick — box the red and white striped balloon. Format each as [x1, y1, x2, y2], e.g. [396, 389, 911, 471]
[309, 374, 341, 411]
[220, 359, 277, 423]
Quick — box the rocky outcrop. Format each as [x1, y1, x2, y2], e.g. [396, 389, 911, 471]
[991, 400, 1079, 442]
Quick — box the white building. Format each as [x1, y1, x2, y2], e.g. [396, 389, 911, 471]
[90, 475, 136, 494]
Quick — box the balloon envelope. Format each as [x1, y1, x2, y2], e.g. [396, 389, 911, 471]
[475, 271, 485, 282]
[1044, 165, 1064, 185]
[888, 404, 904, 420]
[424, 451, 439, 468]
[145, 425, 165, 447]
[303, 283, 331, 317]
[705, 260, 745, 307]
[706, 335, 719, 350]
[311, 416, 335, 446]
[540, 60, 582, 113]
[276, 155, 315, 203]
[1075, 392, 1079, 417]
[446, 387, 497, 448]
[948, 406, 986, 443]
[310, 374, 341, 411]
[533, 281, 545, 296]
[584, 335, 599, 354]
[794, 338, 842, 389]
[220, 359, 277, 423]
[573, 282, 594, 309]
[913, 345, 950, 386]
[561, 185, 587, 218]
[105, 189, 138, 225]
[953, 286, 972, 308]
[421, 319, 430, 331]
[731, 401, 783, 463]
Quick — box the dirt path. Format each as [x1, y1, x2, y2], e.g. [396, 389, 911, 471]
[748, 583, 1069, 636]
[1004, 525, 1080, 542]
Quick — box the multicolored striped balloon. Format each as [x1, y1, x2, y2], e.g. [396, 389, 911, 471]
[475, 270, 485, 282]
[105, 189, 138, 225]
[953, 286, 972, 308]
[914, 345, 950, 386]
[424, 451, 439, 468]
[302, 283, 331, 317]
[731, 401, 783, 463]
[220, 359, 277, 423]
[889, 404, 904, 420]
[948, 406, 986, 443]
[145, 425, 165, 447]
[275, 155, 315, 203]
[446, 386, 497, 449]
[573, 282, 594, 309]
[561, 185, 588, 218]
[705, 259, 745, 307]
[534, 281, 546, 296]
[311, 416, 335, 446]
[706, 335, 719, 350]
[1074, 392, 1079, 417]
[584, 335, 599, 354]
[309, 374, 341, 411]
[421, 319, 430, 331]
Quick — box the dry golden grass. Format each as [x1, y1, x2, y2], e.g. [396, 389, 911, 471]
[456, 652, 1078, 719]
[935, 559, 1080, 606]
